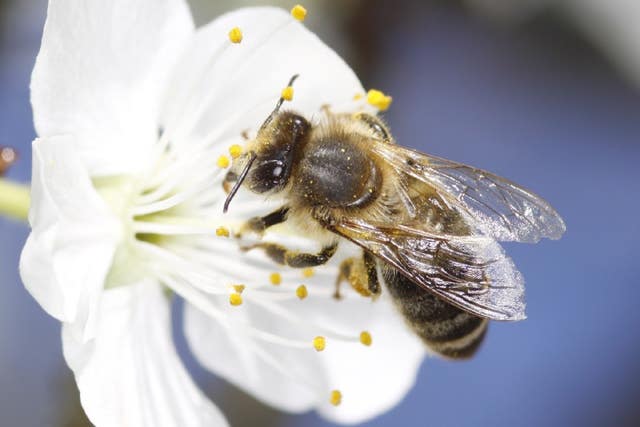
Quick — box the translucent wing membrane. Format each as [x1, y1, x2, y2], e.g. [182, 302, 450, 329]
[372, 144, 566, 243]
[332, 219, 526, 321]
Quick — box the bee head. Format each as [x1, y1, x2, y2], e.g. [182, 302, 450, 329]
[223, 75, 309, 213]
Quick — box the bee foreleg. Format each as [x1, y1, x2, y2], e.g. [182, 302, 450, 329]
[237, 206, 289, 237]
[243, 241, 338, 268]
[334, 251, 380, 300]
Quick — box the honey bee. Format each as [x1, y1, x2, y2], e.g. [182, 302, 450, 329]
[223, 75, 565, 359]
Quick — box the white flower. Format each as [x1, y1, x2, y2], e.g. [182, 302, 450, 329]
[20, 1, 425, 426]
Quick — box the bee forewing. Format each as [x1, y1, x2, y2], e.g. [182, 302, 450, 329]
[372, 143, 566, 243]
[332, 219, 526, 321]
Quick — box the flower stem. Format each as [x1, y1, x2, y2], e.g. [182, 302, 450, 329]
[0, 178, 30, 222]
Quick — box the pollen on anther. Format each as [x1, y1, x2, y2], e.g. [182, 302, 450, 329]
[367, 89, 393, 111]
[313, 336, 326, 351]
[228, 27, 243, 43]
[359, 331, 372, 346]
[229, 144, 243, 159]
[329, 390, 342, 406]
[217, 155, 230, 168]
[269, 272, 282, 285]
[281, 86, 294, 101]
[291, 5, 307, 21]
[233, 284, 245, 294]
[216, 226, 230, 237]
[229, 292, 243, 306]
[302, 267, 314, 278]
[296, 285, 308, 300]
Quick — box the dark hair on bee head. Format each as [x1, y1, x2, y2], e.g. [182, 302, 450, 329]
[222, 74, 300, 214]
[223, 151, 256, 213]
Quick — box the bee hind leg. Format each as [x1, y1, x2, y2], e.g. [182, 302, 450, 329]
[334, 251, 380, 300]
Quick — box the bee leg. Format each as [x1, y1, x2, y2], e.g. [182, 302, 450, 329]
[243, 242, 338, 268]
[237, 206, 289, 237]
[334, 251, 380, 300]
[353, 112, 392, 143]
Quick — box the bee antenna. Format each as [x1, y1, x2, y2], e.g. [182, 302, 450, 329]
[259, 74, 300, 131]
[223, 151, 257, 213]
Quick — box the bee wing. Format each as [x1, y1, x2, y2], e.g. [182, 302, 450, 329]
[331, 218, 525, 321]
[372, 143, 566, 243]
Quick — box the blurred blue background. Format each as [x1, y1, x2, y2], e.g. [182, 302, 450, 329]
[1, 1, 638, 426]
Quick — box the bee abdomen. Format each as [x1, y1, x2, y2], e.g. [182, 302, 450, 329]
[381, 265, 487, 359]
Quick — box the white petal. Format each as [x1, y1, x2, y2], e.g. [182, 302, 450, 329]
[183, 243, 425, 423]
[31, 0, 194, 175]
[314, 295, 425, 424]
[63, 280, 227, 427]
[19, 136, 120, 340]
[162, 7, 366, 147]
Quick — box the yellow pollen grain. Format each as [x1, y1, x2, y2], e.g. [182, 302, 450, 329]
[329, 390, 342, 406]
[296, 285, 308, 300]
[232, 284, 245, 294]
[269, 272, 282, 285]
[302, 267, 314, 278]
[353, 92, 364, 100]
[313, 336, 326, 351]
[359, 331, 372, 346]
[229, 292, 243, 306]
[215, 226, 230, 237]
[291, 4, 307, 21]
[217, 154, 230, 168]
[228, 144, 243, 159]
[367, 89, 393, 111]
[281, 86, 294, 101]
[228, 27, 243, 43]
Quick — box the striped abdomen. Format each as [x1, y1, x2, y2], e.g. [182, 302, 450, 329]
[381, 265, 488, 359]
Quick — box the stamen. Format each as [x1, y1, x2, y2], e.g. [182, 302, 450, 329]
[296, 285, 308, 300]
[367, 89, 393, 111]
[313, 336, 326, 351]
[228, 27, 243, 44]
[329, 390, 342, 406]
[233, 284, 246, 293]
[229, 292, 243, 306]
[269, 272, 282, 285]
[291, 5, 307, 21]
[359, 331, 372, 346]
[229, 144, 243, 159]
[302, 267, 314, 278]
[217, 155, 230, 168]
[216, 226, 230, 237]
[281, 86, 294, 101]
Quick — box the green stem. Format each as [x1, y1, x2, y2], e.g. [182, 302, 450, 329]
[0, 178, 30, 222]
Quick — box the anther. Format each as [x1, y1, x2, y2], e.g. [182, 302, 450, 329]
[281, 86, 294, 101]
[233, 284, 246, 294]
[228, 27, 243, 44]
[229, 292, 243, 306]
[302, 267, 314, 278]
[359, 331, 372, 346]
[313, 336, 326, 351]
[217, 155, 230, 168]
[269, 272, 282, 285]
[229, 144, 243, 159]
[216, 226, 230, 237]
[329, 390, 342, 406]
[296, 285, 308, 300]
[291, 5, 307, 21]
[367, 89, 393, 111]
